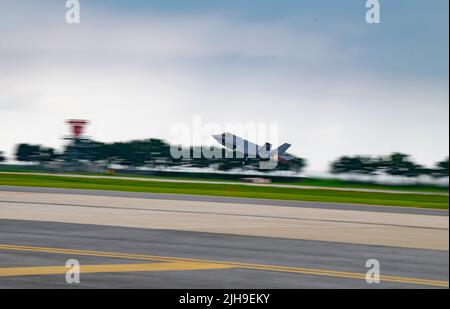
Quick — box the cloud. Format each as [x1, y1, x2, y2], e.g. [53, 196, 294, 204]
[0, 4, 354, 70]
[0, 91, 41, 111]
[0, 1, 448, 172]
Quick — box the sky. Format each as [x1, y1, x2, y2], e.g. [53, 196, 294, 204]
[0, 0, 448, 172]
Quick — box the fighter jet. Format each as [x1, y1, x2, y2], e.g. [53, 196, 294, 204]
[212, 132, 293, 165]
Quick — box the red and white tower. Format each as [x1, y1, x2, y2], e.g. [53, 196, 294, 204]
[66, 119, 89, 140]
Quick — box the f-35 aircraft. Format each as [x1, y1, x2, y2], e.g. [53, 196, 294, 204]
[212, 132, 293, 165]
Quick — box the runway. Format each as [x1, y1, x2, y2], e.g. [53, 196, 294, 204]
[0, 187, 448, 288]
[1, 186, 447, 216]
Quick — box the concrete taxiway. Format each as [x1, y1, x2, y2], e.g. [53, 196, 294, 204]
[0, 186, 448, 288]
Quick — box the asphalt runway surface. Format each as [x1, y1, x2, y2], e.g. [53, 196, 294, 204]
[1, 186, 447, 216]
[0, 186, 448, 288]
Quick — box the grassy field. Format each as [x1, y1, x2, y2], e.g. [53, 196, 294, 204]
[101, 173, 449, 193]
[0, 165, 448, 194]
[283, 178, 449, 193]
[0, 173, 448, 209]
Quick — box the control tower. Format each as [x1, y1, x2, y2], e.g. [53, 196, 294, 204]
[63, 119, 93, 163]
[66, 119, 89, 140]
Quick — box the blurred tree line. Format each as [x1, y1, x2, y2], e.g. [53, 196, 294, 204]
[13, 139, 306, 173]
[7, 141, 449, 178]
[331, 153, 449, 178]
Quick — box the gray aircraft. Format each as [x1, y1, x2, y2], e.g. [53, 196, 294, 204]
[212, 132, 293, 165]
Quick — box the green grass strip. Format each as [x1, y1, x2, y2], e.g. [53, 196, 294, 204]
[0, 174, 448, 209]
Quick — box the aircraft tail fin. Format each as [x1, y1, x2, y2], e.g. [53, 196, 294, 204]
[271, 143, 293, 162]
[275, 143, 291, 155]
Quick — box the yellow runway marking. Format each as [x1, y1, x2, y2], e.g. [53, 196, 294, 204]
[0, 244, 448, 287]
[0, 262, 233, 277]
